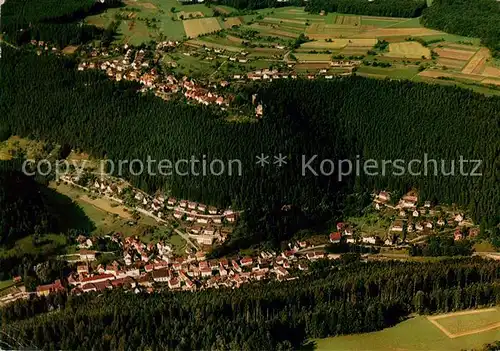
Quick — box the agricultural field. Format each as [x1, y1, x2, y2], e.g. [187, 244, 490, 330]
[222, 16, 243, 29]
[82, 3, 500, 95]
[386, 42, 431, 59]
[85, 0, 220, 44]
[314, 311, 500, 351]
[428, 308, 500, 338]
[183, 17, 222, 38]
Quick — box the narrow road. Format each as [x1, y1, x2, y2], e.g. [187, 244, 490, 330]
[174, 228, 200, 251]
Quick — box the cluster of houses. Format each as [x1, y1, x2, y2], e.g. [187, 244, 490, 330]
[375, 191, 480, 243]
[26, 234, 339, 300]
[241, 67, 352, 82]
[59, 173, 237, 246]
[76, 45, 232, 109]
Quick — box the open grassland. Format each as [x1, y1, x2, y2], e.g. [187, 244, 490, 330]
[183, 17, 222, 38]
[0, 280, 15, 291]
[386, 42, 431, 59]
[314, 313, 500, 351]
[185, 38, 242, 52]
[51, 182, 158, 237]
[0, 234, 69, 258]
[0, 136, 55, 161]
[294, 53, 333, 62]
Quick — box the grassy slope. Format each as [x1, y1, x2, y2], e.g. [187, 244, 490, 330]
[313, 315, 500, 351]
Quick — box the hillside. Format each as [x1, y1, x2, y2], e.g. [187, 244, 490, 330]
[0, 168, 54, 246]
[422, 0, 500, 57]
[1, 259, 499, 349]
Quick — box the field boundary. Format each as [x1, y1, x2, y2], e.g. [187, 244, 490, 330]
[427, 308, 500, 338]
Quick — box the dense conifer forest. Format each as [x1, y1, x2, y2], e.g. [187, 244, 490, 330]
[421, 0, 500, 57]
[1, 0, 122, 47]
[0, 168, 54, 246]
[1, 46, 498, 248]
[1, 259, 499, 349]
[305, 0, 426, 17]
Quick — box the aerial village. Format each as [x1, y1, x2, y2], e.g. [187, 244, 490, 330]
[27, 39, 361, 118]
[0, 186, 487, 307]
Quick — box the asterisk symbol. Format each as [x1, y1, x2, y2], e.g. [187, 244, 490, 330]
[273, 153, 287, 167]
[256, 154, 270, 167]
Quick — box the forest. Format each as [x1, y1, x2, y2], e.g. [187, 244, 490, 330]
[305, 0, 427, 17]
[421, 0, 500, 57]
[214, 0, 302, 10]
[0, 166, 55, 246]
[1, 0, 122, 47]
[0, 259, 499, 349]
[0, 46, 498, 249]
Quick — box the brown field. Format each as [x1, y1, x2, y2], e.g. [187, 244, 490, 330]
[335, 15, 361, 26]
[224, 17, 242, 28]
[62, 45, 79, 54]
[226, 35, 243, 43]
[264, 17, 306, 25]
[124, 0, 157, 9]
[433, 47, 476, 61]
[295, 53, 333, 62]
[482, 78, 500, 86]
[301, 38, 376, 50]
[386, 42, 431, 59]
[483, 66, 500, 78]
[214, 6, 231, 14]
[183, 18, 222, 38]
[294, 63, 332, 69]
[355, 27, 443, 38]
[436, 58, 467, 69]
[462, 48, 490, 74]
[177, 11, 204, 20]
[419, 70, 485, 82]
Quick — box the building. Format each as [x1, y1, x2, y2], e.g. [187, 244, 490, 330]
[240, 257, 253, 267]
[152, 269, 170, 283]
[36, 280, 65, 297]
[77, 250, 96, 262]
[329, 232, 342, 243]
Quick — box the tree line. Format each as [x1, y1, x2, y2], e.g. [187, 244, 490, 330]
[305, 0, 427, 17]
[1, 46, 498, 249]
[1, 258, 499, 349]
[421, 0, 500, 57]
[1, 0, 123, 48]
